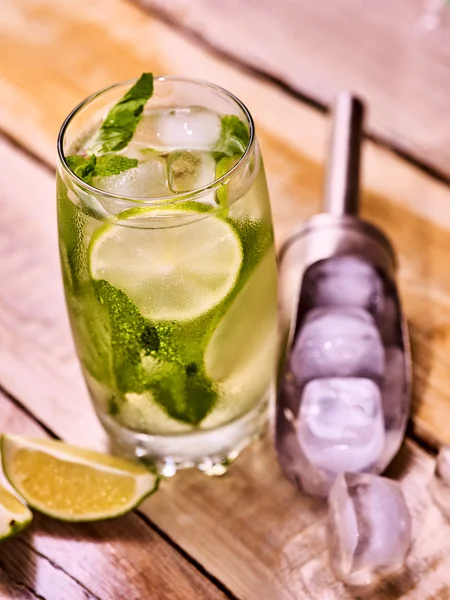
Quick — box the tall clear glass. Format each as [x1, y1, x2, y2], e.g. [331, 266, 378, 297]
[57, 77, 278, 475]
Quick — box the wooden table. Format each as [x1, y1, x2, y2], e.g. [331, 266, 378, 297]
[1, 1, 450, 598]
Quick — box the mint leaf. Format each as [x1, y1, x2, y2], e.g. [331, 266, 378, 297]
[65, 73, 153, 181]
[95, 155, 138, 177]
[66, 154, 138, 182]
[66, 154, 97, 183]
[215, 115, 250, 156]
[99, 73, 154, 153]
[93, 279, 217, 424]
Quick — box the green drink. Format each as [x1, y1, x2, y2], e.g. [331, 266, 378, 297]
[57, 75, 278, 474]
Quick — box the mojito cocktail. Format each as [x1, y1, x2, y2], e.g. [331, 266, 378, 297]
[57, 75, 278, 474]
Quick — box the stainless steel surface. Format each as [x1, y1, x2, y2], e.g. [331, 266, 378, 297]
[324, 92, 364, 217]
[278, 216, 397, 352]
[275, 92, 412, 498]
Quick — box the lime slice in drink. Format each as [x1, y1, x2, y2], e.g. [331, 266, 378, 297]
[205, 249, 277, 380]
[1, 435, 158, 522]
[89, 208, 243, 321]
[0, 484, 32, 540]
[204, 248, 277, 426]
[119, 392, 193, 434]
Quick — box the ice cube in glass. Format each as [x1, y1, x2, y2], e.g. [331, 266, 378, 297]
[93, 157, 170, 198]
[168, 150, 216, 193]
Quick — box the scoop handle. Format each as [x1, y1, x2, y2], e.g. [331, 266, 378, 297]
[324, 92, 365, 217]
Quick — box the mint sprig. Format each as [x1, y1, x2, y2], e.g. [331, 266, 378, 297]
[66, 154, 138, 184]
[66, 72, 153, 183]
[98, 73, 154, 153]
[215, 115, 250, 156]
[95, 155, 138, 177]
[66, 155, 97, 182]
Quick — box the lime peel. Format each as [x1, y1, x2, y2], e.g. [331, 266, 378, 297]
[1, 435, 158, 522]
[89, 206, 243, 322]
[0, 484, 32, 540]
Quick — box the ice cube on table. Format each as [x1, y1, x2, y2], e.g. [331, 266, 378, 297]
[290, 307, 385, 383]
[305, 256, 384, 311]
[430, 446, 450, 519]
[297, 377, 385, 475]
[328, 472, 412, 585]
[168, 150, 216, 193]
[92, 157, 170, 199]
[134, 106, 222, 150]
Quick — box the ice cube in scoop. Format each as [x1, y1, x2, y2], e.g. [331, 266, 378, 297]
[305, 256, 384, 311]
[297, 377, 385, 475]
[291, 307, 385, 383]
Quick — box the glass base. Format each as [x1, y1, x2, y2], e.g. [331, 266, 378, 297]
[100, 397, 269, 476]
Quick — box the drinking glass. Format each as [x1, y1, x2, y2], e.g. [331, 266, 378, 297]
[57, 76, 278, 475]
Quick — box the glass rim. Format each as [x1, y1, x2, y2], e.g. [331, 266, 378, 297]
[57, 75, 256, 205]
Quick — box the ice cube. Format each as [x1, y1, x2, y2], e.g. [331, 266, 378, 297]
[328, 472, 412, 585]
[430, 446, 450, 519]
[305, 256, 384, 310]
[93, 157, 170, 199]
[297, 378, 385, 474]
[130, 111, 165, 149]
[290, 307, 385, 383]
[168, 150, 216, 193]
[144, 107, 222, 150]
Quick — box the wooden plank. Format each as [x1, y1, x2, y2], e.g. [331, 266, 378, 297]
[0, 407, 97, 600]
[0, 0, 450, 446]
[3, 202, 450, 600]
[0, 575, 40, 600]
[0, 535, 97, 600]
[0, 390, 227, 600]
[135, 0, 450, 180]
[0, 2, 450, 597]
[1, 134, 450, 598]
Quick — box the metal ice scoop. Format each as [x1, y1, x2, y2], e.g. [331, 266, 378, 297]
[275, 92, 412, 498]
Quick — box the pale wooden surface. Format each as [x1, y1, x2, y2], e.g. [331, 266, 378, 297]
[137, 0, 450, 180]
[0, 389, 226, 600]
[3, 138, 450, 600]
[1, 0, 450, 598]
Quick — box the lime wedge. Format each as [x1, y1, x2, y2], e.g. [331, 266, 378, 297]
[89, 208, 243, 321]
[1, 435, 158, 522]
[0, 484, 32, 540]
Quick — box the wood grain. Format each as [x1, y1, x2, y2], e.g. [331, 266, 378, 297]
[1, 1, 450, 597]
[1, 137, 450, 598]
[1, 0, 450, 446]
[0, 389, 227, 600]
[0, 537, 97, 600]
[136, 0, 450, 180]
